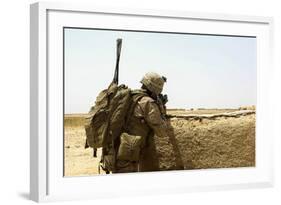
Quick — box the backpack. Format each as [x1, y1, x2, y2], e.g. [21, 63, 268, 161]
[85, 82, 131, 148]
[84, 82, 146, 173]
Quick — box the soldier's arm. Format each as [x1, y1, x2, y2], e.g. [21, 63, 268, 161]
[144, 102, 168, 136]
[137, 97, 168, 133]
[140, 99, 177, 170]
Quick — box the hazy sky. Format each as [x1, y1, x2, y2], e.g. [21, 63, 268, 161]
[64, 28, 256, 114]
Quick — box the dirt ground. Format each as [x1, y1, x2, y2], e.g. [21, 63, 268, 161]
[64, 109, 255, 176]
[64, 119, 105, 176]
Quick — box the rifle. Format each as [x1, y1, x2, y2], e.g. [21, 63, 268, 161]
[159, 94, 168, 105]
[157, 93, 168, 119]
[113, 38, 122, 84]
[89, 38, 123, 158]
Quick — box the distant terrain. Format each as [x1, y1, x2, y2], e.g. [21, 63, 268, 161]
[64, 108, 255, 176]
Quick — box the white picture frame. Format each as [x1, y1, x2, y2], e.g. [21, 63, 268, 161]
[30, 2, 274, 202]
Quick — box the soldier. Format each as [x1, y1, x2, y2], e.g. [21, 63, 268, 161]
[115, 72, 175, 173]
[85, 39, 182, 174]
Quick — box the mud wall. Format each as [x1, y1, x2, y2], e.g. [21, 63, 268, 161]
[143, 112, 256, 171]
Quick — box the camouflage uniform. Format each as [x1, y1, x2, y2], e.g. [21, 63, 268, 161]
[115, 72, 172, 173]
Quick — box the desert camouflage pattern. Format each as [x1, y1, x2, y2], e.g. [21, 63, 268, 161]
[115, 89, 179, 173]
[140, 72, 165, 95]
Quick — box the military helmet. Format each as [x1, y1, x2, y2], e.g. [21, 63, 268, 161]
[140, 72, 166, 95]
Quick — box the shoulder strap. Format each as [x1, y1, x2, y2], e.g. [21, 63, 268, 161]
[124, 92, 147, 131]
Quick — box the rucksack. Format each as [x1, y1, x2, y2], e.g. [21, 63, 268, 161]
[84, 82, 146, 173]
[85, 82, 131, 149]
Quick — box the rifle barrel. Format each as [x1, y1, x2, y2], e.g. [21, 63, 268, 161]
[113, 38, 122, 84]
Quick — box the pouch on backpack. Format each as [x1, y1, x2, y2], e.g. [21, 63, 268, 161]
[117, 133, 144, 161]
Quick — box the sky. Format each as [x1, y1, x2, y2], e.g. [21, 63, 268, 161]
[64, 28, 256, 114]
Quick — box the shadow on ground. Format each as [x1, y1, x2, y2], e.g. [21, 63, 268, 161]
[18, 192, 30, 200]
